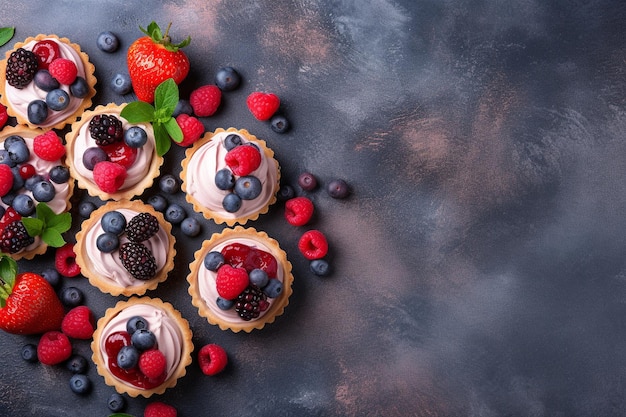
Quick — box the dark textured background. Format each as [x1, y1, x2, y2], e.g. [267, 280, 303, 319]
[1, 0, 626, 416]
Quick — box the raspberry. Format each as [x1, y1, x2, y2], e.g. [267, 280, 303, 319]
[224, 144, 262, 177]
[0, 104, 8, 129]
[246, 92, 280, 121]
[33, 130, 66, 161]
[48, 58, 78, 85]
[93, 161, 127, 194]
[125, 212, 160, 243]
[139, 349, 167, 380]
[175, 114, 204, 147]
[189, 84, 221, 117]
[61, 306, 95, 339]
[0, 164, 14, 197]
[284, 196, 314, 226]
[55, 242, 81, 277]
[144, 402, 177, 417]
[37, 331, 72, 365]
[298, 230, 329, 260]
[215, 264, 249, 300]
[197, 343, 228, 376]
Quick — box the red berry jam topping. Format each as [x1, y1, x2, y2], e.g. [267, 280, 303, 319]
[101, 142, 138, 168]
[31, 40, 61, 69]
[221, 242, 277, 278]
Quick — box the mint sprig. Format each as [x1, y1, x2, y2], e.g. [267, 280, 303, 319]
[120, 78, 183, 156]
[0, 27, 15, 47]
[21, 202, 71, 248]
[0, 254, 18, 308]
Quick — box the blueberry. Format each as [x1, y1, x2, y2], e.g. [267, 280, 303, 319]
[101, 210, 126, 234]
[146, 194, 168, 212]
[0, 206, 4, 219]
[214, 168, 235, 190]
[131, 329, 156, 351]
[41, 267, 61, 289]
[24, 174, 43, 191]
[49, 165, 70, 183]
[203, 251, 225, 272]
[215, 66, 241, 91]
[277, 184, 295, 201]
[181, 217, 201, 237]
[33, 69, 60, 92]
[249, 268, 269, 288]
[45, 88, 70, 111]
[61, 286, 84, 307]
[111, 73, 132, 95]
[69, 374, 91, 395]
[298, 172, 318, 191]
[27, 100, 48, 124]
[327, 179, 350, 199]
[234, 176, 262, 200]
[124, 126, 147, 148]
[8, 141, 30, 164]
[222, 193, 242, 213]
[126, 315, 149, 335]
[164, 203, 185, 224]
[32, 180, 56, 202]
[159, 174, 179, 194]
[173, 99, 193, 117]
[20, 344, 38, 363]
[78, 201, 97, 218]
[270, 115, 290, 133]
[223, 134, 242, 151]
[107, 393, 126, 413]
[82, 146, 108, 170]
[11, 167, 24, 191]
[116, 345, 139, 369]
[70, 76, 89, 98]
[310, 259, 331, 276]
[216, 297, 235, 310]
[66, 354, 88, 374]
[263, 279, 283, 298]
[1, 192, 16, 206]
[3, 135, 25, 151]
[96, 232, 120, 253]
[97, 31, 120, 53]
[0, 150, 14, 166]
[12, 194, 35, 216]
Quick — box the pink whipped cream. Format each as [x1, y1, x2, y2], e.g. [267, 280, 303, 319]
[198, 237, 284, 323]
[3, 38, 88, 128]
[98, 303, 184, 385]
[83, 208, 169, 288]
[184, 131, 278, 220]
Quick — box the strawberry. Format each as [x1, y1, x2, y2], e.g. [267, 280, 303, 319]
[215, 264, 249, 300]
[175, 114, 204, 147]
[298, 230, 329, 260]
[197, 343, 228, 376]
[127, 21, 191, 103]
[33, 130, 66, 161]
[37, 330, 72, 365]
[55, 242, 81, 277]
[144, 401, 177, 417]
[284, 196, 314, 226]
[0, 255, 64, 335]
[139, 349, 167, 380]
[246, 92, 280, 121]
[0, 164, 14, 197]
[224, 144, 262, 176]
[61, 306, 95, 339]
[189, 84, 221, 117]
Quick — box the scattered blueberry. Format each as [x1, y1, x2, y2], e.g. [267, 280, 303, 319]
[32, 180, 56, 202]
[126, 316, 149, 335]
[96, 232, 120, 253]
[101, 210, 126, 235]
[41, 267, 61, 289]
[131, 329, 156, 351]
[70, 77, 89, 98]
[173, 99, 193, 117]
[277, 184, 295, 201]
[181, 217, 201, 237]
[12, 194, 35, 216]
[78, 201, 97, 218]
[146, 194, 168, 212]
[270, 114, 290, 133]
[159, 174, 180, 194]
[82, 146, 108, 170]
[97, 31, 120, 53]
[310, 259, 331, 276]
[223, 134, 242, 151]
[69, 374, 91, 395]
[45, 88, 70, 111]
[20, 344, 38, 363]
[107, 393, 126, 413]
[222, 193, 242, 213]
[66, 354, 88, 374]
[234, 176, 262, 200]
[216, 297, 235, 310]
[214, 168, 235, 190]
[116, 346, 139, 369]
[164, 203, 185, 224]
[215, 66, 241, 91]
[33, 69, 60, 91]
[27, 100, 48, 124]
[124, 126, 147, 148]
[249, 268, 269, 288]
[263, 279, 283, 298]
[327, 179, 350, 199]
[8, 141, 30, 164]
[60, 286, 84, 307]
[203, 251, 225, 272]
[111, 73, 132, 95]
[298, 172, 318, 191]
[49, 165, 70, 183]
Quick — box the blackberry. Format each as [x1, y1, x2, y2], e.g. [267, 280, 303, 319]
[125, 212, 159, 243]
[5, 48, 38, 89]
[0, 221, 34, 253]
[235, 286, 268, 321]
[118, 242, 157, 280]
[88, 114, 123, 146]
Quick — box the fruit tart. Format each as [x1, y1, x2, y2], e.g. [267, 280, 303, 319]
[74, 199, 175, 296]
[0, 34, 96, 130]
[187, 226, 294, 332]
[66, 103, 162, 201]
[0, 126, 73, 259]
[91, 296, 193, 398]
[180, 127, 280, 226]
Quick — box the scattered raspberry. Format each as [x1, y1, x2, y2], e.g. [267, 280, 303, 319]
[298, 230, 329, 260]
[61, 306, 95, 339]
[33, 130, 66, 161]
[0, 164, 14, 197]
[189, 84, 221, 117]
[215, 264, 249, 300]
[198, 343, 228, 376]
[139, 349, 167, 380]
[284, 196, 314, 226]
[246, 92, 280, 121]
[55, 242, 81, 277]
[37, 331, 72, 365]
[93, 161, 127, 194]
[175, 114, 204, 147]
[224, 144, 261, 176]
[0, 104, 8, 129]
[48, 58, 78, 85]
[144, 401, 177, 417]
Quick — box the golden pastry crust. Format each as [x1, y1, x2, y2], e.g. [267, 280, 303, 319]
[187, 226, 294, 333]
[91, 297, 194, 398]
[65, 103, 163, 201]
[0, 34, 96, 130]
[75, 199, 176, 296]
[180, 127, 280, 226]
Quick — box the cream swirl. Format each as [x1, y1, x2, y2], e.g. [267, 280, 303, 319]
[185, 131, 278, 219]
[83, 208, 169, 288]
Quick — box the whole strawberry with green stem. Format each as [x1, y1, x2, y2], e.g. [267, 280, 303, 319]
[127, 21, 191, 103]
[0, 254, 65, 335]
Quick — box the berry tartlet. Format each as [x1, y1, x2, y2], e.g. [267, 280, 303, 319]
[180, 127, 280, 226]
[187, 226, 294, 332]
[0, 34, 96, 130]
[91, 297, 193, 398]
[66, 103, 162, 200]
[0, 126, 73, 259]
[74, 199, 175, 296]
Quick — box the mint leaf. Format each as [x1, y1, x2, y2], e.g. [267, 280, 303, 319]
[153, 123, 172, 156]
[41, 228, 66, 248]
[121, 101, 155, 123]
[21, 217, 44, 238]
[0, 254, 17, 308]
[154, 78, 178, 115]
[164, 117, 183, 143]
[0, 27, 15, 47]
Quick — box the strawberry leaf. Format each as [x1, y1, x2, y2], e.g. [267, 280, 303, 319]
[0, 27, 15, 47]
[120, 101, 155, 123]
[153, 123, 172, 156]
[164, 117, 183, 143]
